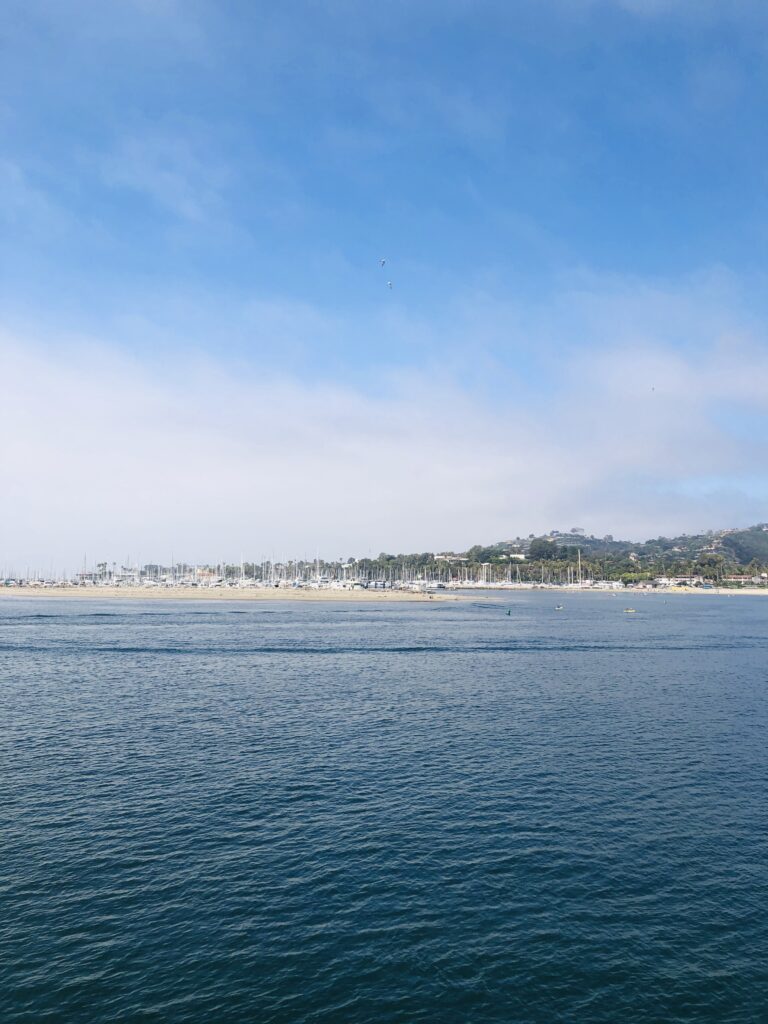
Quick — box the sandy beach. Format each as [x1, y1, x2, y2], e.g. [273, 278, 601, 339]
[0, 586, 456, 602]
[2, 585, 767, 601]
[643, 586, 768, 597]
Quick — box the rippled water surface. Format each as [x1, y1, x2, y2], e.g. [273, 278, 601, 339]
[1, 593, 767, 1022]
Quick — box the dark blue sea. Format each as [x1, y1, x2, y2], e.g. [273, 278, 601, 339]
[1, 593, 767, 1023]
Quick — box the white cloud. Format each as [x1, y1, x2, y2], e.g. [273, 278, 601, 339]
[1, 311, 767, 571]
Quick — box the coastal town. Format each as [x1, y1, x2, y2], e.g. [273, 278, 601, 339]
[5, 524, 768, 593]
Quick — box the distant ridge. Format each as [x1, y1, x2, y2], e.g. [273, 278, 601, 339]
[493, 523, 768, 564]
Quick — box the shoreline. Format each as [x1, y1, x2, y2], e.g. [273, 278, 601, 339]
[646, 586, 768, 596]
[469, 586, 768, 598]
[1, 584, 767, 601]
[0, 586, 456, 602]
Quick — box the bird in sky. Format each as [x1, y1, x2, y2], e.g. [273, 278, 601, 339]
[387, 280, 393, 289]
[380, 258, 386, 267]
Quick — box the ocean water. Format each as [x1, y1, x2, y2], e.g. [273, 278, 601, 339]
[1, 592, 767, 1023]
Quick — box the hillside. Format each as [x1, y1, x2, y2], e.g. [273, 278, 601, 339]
[343, 524, 768, 586]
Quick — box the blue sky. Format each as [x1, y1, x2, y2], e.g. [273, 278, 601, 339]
[2, 0, 768, 566]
